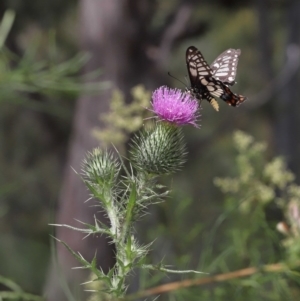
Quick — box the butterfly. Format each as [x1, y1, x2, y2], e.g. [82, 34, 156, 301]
[186, 46, 247, 109]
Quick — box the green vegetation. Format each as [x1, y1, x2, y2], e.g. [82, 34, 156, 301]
[1, 1, 300, 300]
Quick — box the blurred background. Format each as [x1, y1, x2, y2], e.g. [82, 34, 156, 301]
[1, 0, 300, 300]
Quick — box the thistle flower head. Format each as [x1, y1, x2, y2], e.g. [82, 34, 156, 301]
[151, 86, 200, 127]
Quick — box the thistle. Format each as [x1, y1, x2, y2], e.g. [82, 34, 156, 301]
[52, 86, 202, 298]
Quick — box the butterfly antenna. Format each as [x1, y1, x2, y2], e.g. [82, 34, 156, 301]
[167, 72, 187, 88]
[184, 75, 189, 86]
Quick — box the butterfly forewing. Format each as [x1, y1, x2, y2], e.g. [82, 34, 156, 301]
[186, 46, 212, 87]
[210, 49, 241, 85]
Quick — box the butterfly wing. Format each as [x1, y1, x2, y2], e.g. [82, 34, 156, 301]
[186, 46, 247, 107]
[186, 46, 214, 102]
[186, 46, 212, 88]
[206, 77, 246, 106]
[220, 85, 247, 106]
[210, 49, 241, 85]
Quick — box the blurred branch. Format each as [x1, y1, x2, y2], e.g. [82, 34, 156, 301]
[0, 10, 15, 50]
[256, 0, 273, 80]
[125, 261, 299, 300]
[157, 3, 193, 66]
[0, 275, 44, 301]
[247, 44, 300, 108]
[0, 275, 22, 292]
[148, 2, 207, 67]
[0, 291, 44, 301]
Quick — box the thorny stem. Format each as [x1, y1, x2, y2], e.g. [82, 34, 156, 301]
[105, 190, 120, 239]
[113, 173, 157, 296]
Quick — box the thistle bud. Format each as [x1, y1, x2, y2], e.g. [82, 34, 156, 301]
[131, 123, 186, 175]
[81, 148, 120, 187]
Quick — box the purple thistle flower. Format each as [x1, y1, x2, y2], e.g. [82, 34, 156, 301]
[151, 86, 200, 127]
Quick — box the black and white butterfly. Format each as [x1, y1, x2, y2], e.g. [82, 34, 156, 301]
[186, 46, 246, 107]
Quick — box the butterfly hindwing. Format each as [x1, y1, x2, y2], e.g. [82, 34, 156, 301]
[205, 76, 246, 107]
[220, 85, 247, 106]
[210, 49, 241, 85]
[186, 46, 246, 108]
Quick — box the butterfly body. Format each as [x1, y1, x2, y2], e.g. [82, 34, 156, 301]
[186, 46, 246, 107]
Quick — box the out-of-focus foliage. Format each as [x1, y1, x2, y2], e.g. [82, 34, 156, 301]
[0, 275, 43, 301]
[0, 22, 109, 116]
[214, 131, 300, 267]
[0, 9, 108, 294]
[136, 131, 300, 301]
[92, 85, 151, 150]
[215, 131, 295, 211]
[2, 0, 78, 28]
